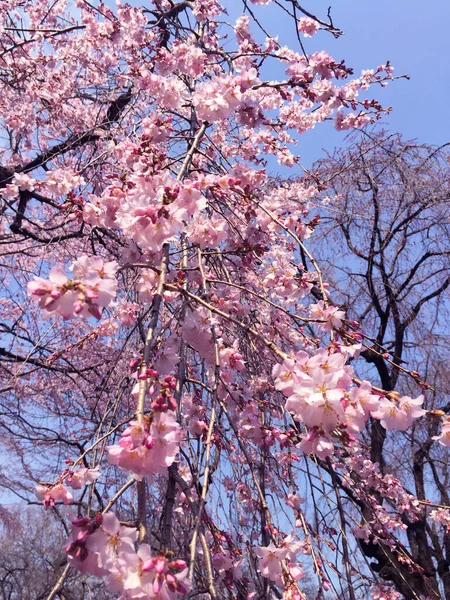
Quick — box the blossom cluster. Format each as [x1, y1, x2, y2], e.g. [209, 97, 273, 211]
[35, 468, 100, 508]
[28, 256, 118, 319]
[254, 538, 304, 587]
[370, 584, 401, 600]
[273, 349, 426, 457]
[85, 173, 208, 254]
[429, 508, 450, 532]
[107, 412, 182, 479]
[65, 512, 190, 599]
[432, 418, 450, 446]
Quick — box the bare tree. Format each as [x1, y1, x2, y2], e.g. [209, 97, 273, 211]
[312, 129, 450, 598]
[0, 507, 111, 600]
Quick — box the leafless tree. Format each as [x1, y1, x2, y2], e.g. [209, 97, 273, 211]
[311, 129, 450, 598]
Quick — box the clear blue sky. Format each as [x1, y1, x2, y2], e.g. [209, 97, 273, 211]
[226, 0, 450, 168]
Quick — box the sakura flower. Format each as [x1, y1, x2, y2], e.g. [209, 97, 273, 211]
[298, 428, 334, 459]
[212, 552, 233, 574]
[28, 267, 67, 299]
[272, 351, 309, 396]
[13, 172, 36, 191]
[254, 542, 289, 584]
[297, 17, 320, 37]
[150, 410, 183, 468]
[352, 524, 371, 543]
[370, 584, 401, 600]
[286, 493, 305, 511]
[115, 546, 191, 599]
[309, 300, 345, 332]
[281, 534, 302, 561]
[71, 255, 118, 282]
[344, 400, 367, 434]
[35, 483, 73, 508]
[107, 412, 182, 479]
[348, 381, 381, 418]
[287, 563, 305, 581]
[432, 420, 450, 447]
[28, 256, 118, 319]
[220, 343, 245, 372]
[283, 584, 305, 600]
[192, 75, 243, 122]
[115, 302, 140, 326]
[192, 0, 221, 21]
[86, 512, 137, 569]
[0, 183, 19, 200]
[67, 467, 101, 490]
[372, 394, 425, 431]
[430, 508, 450, 531]
[43, 168, 85, 196]
[188, 214, 228, 248]
[334, 110, 372, 131]
[189, 416, 208, 436]
[286, 369, 346, 432]
[273, 358, 299, 396]
[235, 15, 252, 44]
[146, 556, 191, 598]
[65, 515, 106, 577]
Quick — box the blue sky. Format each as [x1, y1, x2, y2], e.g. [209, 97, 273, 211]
[225, 0, 450, 167]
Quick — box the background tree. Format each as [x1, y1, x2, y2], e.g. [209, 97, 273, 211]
[0, 506, 112, 600]
[311, 130, 450, 597]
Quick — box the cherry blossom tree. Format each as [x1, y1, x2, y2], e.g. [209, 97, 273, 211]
[0, 1, 447, 600]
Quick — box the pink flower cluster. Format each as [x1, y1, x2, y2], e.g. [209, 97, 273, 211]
[432, 419, 450, 446]
[67, 467, 101, 489]
[156, 41, 206, 78]
[430, 508, 450, 532]
[309, 300, 345, 332]
[339, 443, 422, 539]
[2, 168, 85, 201]
[35, 468, 100, 507]
[192, 70, 259, 123]
[371, 394, 426, 431]
[107, 412, 182, 479]
[28, 256, 118, 319]
[370, 584, 401, 600]
[115, 301, 140, 326]
[254, 537, 304, 587]
[297, 17, 320, 37]
[89, 173, 207, 254]
[35, 483, 73, 508]
[274, 349, 354, 457]
[65, 512, 190, 598]
[274, 350, 426, 457]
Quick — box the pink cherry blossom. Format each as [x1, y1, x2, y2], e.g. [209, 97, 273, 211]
[254, 542, 289, 583]
[1, 1, 431, 598]
[67, 467, 101, 490]
[65, 515, 107, 577]
[298, 428, 335, 459]
[107, 412, 182, 479]
[28, 256, 118, 319]
[86, 512, 138, 570]
[372, 395, 426, 431]
[309, 300, 345, 332]
[298, 17, 320, 37]
[35, 483, 73, 508]
[432, 420, 450, 447]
